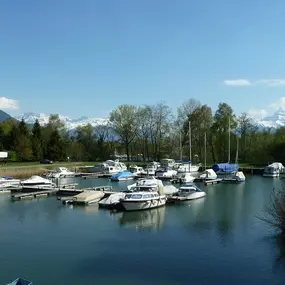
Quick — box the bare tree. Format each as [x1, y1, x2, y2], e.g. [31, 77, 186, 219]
[110, 105, 139, 161]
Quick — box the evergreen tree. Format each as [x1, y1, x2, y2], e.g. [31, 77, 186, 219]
[47, 129, 66, 161]
[31, 119, 43, 161]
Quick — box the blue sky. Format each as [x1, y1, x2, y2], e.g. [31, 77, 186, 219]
[1, 0, 285, 119]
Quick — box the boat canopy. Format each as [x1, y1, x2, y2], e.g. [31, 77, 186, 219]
[212, 163, 239, 173]
[6, 278, 32, 285]
[111, 171, 133, 179]
[267, 162, 284, 170]
[234, 171, 245, 180]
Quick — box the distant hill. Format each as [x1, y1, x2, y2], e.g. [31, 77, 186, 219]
[0, 110, 13, 122]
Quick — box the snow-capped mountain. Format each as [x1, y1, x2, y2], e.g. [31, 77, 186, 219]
[15, 112, 109, 130]
[256, 108, 285, 129]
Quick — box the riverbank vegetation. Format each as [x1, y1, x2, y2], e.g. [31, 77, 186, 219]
[0, 99, 284, 165]
[259, 189, 285, 236]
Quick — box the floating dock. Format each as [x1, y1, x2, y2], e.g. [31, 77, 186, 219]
[11, 189, 59, 201]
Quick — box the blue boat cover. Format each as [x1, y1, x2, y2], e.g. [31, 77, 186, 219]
[111, 171, 133, 180]
[6, 278, 32, 285]
[212, 163, 239, 173]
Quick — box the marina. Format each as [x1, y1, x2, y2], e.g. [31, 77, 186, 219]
[1, 174, 285, 285]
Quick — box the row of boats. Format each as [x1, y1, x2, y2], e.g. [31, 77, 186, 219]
[63, 176, 207, 211]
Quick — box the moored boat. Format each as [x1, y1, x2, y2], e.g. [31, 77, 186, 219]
[263, 162, 284, 178]
[99, 192, 126, 210]
[129, 165, 144, 177]
[20, 176, 54, 187]
[172, 172, 195, 183]
[168, 184, 206, 203]
[72, 190, 105, 205]
[155, 167, 177, 179]
[212, 163, 239, 175]
[120, 178, 166, 211]
[45, 167, 75, 178]
[110, 171, 135, 181]
[0, 176, 20, 188]
[195, 169, 217, 181]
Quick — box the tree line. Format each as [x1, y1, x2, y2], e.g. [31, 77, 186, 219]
[0, 99, 284, 165]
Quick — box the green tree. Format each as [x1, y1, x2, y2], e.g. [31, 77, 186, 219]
[47, 129, 66, 161]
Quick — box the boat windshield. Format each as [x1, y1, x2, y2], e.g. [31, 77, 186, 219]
[125, 194, 142, 199]
[134, 186, 156, 191]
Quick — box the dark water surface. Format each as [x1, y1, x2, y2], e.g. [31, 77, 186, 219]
[1, 176, 285, 285]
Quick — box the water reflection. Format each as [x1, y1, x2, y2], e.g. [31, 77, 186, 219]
[66, 203, 100, 215]
[119, 207, 166, 231]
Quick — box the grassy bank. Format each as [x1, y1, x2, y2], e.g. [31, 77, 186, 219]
[0, 168, 47, 178]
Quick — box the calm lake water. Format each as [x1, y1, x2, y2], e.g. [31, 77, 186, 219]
[1, 176, 285, 285]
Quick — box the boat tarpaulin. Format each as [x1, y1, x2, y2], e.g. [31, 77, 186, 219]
[6, 278, 32, 285]
[212, 163, 239, 173]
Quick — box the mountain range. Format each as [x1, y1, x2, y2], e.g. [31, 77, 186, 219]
[14, 112, 109, 130]
[256, 108, 285, 129]
[0, 109, 284, 130]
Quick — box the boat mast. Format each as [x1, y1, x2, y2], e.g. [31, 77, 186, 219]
[228, 116, 231, 163]
[204, 132, 207, 171]
[189, 121, 191, 172]
[189, 121, 191, 161]
[235, 136, 239, 165]
[179, 132, 182, 161]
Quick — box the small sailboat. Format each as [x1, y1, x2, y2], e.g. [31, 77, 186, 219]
[172, 172, 196, 183]
[212, 118, 239, 175]
[197, 169, 217, 181]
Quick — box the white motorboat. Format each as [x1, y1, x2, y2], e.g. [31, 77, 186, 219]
[141, 166, 156, 176]
[120, 178, 166, 211]
[129, 165, 144, 177]
[141, 162, 160, 176]
[72, 190, 105, 205]
[155, 167, 177, 179]
[128, 176, 178, 196]
[0, 176, 20, 188]
[160, 158, 176, 168]
[168, 184, 206, 203]
[198, 169, 217, 181]
[20, 175, 54, 187]
[46, 167, 75, 178]
[173, 172, 195, 183]
[177, 163, 200, 173]
[110, 171, 135, 181]
[86, 159, 127, 175]
[263, 162, 284, 177]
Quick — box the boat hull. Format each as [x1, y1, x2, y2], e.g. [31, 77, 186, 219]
[111, 176, 134, 181]
[121, 197, 166, 211]
[168, 192, 206, 203]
